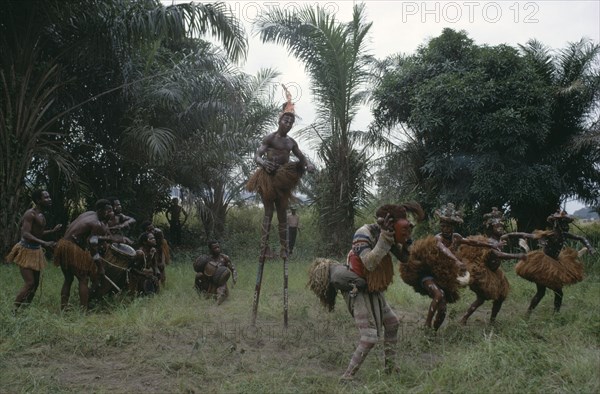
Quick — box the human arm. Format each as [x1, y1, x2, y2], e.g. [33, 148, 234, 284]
[181, 207, 188, 226]
[224, 255, 237, 284]
[20, 211, 55, 248]
[110, 214, 136, 231]
[149, 247, 160, 276]
[355, 216, 395, 271]
[95, 233, 133, 245]
[491, 249, 526, 260]
[390, 242, 410, 263]
[436, 234, 466, 271]
[564, 232, 596, 254]
[254, 136, 279, 174]
[500, 232, 536, 242]
[43, 224, 63, 236]
[457, 234, 504, 250]
[291, 142, 315, 173]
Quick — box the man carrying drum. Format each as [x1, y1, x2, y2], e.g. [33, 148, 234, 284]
[54, 199, 131, 310]
[193, 240, 237, 305]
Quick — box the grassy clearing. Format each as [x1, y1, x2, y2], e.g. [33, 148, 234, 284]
[1, 246, 599, 393]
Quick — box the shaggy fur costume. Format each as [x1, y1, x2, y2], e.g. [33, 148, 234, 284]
[348, 251, 394, 292]
[515, 248, 583, 291]
[53, 239, 96, 275]
[246, 162, 304, 201]
[160, 239, 171, 265]
[6, 242, 47, 271]
[307, 258, 339, 311]
[400, 236, 462, 303]
[457, 236, 509, 301]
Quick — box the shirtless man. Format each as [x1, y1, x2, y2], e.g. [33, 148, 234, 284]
[458, 208, 526, 324]
[166, 197, 187, 245]
[54, 199, 130, 310]
[194, 240, 238, 305]
[6, 190, 62, 311]
[401, 203, 499, 330]
[247, 87, 315, 259]
[107, 197, 136, 238]
[246, 86, 315, 326]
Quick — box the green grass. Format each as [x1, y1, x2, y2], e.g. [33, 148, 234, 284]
[1, 246, 599, 393]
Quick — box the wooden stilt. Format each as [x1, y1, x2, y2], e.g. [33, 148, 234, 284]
[283, 252, 289, 328]
[251, 217, 271, 326]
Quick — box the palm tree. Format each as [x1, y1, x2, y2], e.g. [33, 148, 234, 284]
[254, 3, 374, 254]
[517, 38, 600, 226]
[147, 53, 280, 239]
[0, 0, 248, 254]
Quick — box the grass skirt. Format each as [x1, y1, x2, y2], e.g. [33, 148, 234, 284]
[515, 248, 583, 291]
[400, 236, 462, 303]
[160, 239, 170, 265]
[457, 236, 509, 301]
[53, 239, 96, 275]
[6, 243, 47, 271]
[246, 162, 304, 201]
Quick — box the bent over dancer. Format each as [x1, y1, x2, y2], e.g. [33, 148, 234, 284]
[457, 207, 526, 324]
[54, 199, 130, 310]
[503, 210, 595, 316]
[400, 203, 498, 330]
[341, 203, 424, 380]
[246, 85, 314, 326]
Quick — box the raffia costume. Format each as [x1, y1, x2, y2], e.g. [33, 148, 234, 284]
[515, 231, 583, 291]
[400, 235, 462, 303]
[53, 238, 97, 275]
[246, 161, 304, 203]
[6, 241, 47, 271]
[457, 235, 509, 301]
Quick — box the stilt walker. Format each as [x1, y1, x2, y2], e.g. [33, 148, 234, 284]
[247, 85, 315, 326]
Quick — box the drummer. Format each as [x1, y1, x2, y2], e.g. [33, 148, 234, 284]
[193, 240, 237, 304]
[53, 199, 132, 310]
[130, 232, 160, 295]
[140, 220, 170, 285]
[107, 197, 136, 240]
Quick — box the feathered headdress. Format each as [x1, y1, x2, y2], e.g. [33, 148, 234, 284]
[279, 83, 295, 118]
[483, 207, 504, 228]
[435, 203, 464, 224]
[547, 210, 574, 224]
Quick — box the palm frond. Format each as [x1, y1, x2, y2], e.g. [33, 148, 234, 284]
[123, 125, 176, 163]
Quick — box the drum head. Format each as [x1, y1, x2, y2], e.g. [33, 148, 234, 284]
[212, 265, 231, 286]
[193, 255, 210, 273]
[110, 243, 136, 258]
[203, 261, 218, 277]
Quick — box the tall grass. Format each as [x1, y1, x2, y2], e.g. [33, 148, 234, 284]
[1, 219, 599, 393]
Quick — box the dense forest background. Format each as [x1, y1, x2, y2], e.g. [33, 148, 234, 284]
[1, 0, 598, 257]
